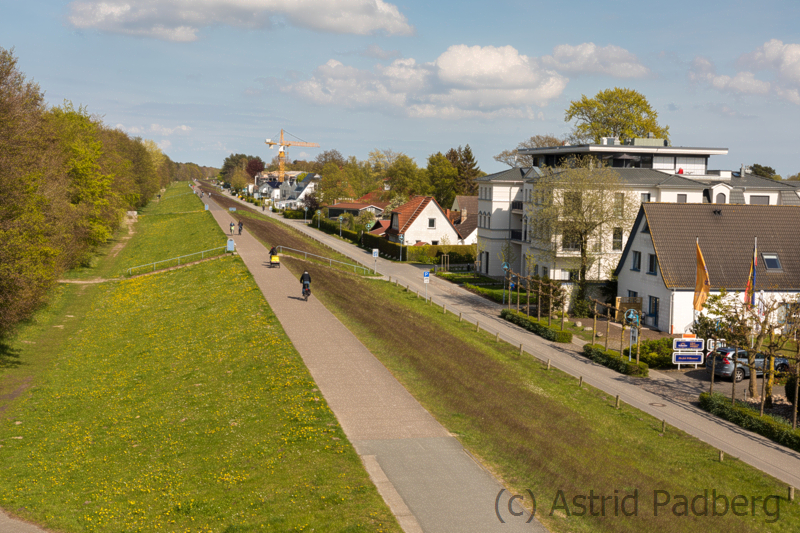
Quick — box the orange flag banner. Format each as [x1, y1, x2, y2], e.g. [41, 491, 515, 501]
[694, 240, 710, 311]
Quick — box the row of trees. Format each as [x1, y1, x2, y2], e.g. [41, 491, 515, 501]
[315, 146, 482, 208]
[0, 48, 193, 338]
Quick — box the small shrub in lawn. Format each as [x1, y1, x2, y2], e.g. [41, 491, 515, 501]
[583, 343, 649, 377]
[500, 309, 572, 343]
[699, 392, 800, 452]
[623, 337, 674, 369]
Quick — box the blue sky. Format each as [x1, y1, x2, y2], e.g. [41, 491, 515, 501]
[3, 0, 799, 177]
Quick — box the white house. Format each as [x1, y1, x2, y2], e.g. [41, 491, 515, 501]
[615, 203, 800, 332]
[385, 196, 460, 246]
[476, 137, 800, 280]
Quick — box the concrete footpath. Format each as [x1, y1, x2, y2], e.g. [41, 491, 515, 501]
[220, 195, 800, 493]
[209, 200, 545, 532]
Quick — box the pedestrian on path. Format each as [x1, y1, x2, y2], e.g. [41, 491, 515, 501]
[230, 222, 235, 235]
[238, 221, 243, 235]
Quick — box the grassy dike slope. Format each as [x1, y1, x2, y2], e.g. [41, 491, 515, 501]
[0, 186, 399, 532]
[281, 256, 798, 533]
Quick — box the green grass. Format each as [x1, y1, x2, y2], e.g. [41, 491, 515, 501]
[284, 256, 799, 533]
[0, 257, 399, 532]
[112, 183, 227, 276]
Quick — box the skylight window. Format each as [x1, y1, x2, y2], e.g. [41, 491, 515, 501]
[762, 253, 782, 271]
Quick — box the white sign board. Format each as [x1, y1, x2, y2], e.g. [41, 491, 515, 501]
[706, 339, 716, 352]
[373, 249, 379, 258]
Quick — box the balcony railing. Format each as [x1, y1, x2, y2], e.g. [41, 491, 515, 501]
[510, 229, 523, 241]
[511, 200, 524, 210]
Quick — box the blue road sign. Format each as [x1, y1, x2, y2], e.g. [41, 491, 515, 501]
[672, 352, 704, 364]
[673, 339, 704, 351]
[502, 262, 509, 271]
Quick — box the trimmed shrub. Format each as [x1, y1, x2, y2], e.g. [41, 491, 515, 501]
[623, 337, 674, 369]
[787, 374, 798, 407]
[500, 309, 572, 344]
[583, 344, 649, 377]
[283, 209, 305, 219]
[699, 392, 800, 453]
[312, 216, 360, 244]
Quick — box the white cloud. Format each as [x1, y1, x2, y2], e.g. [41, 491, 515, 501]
[157, 139, 172, 150]
[116, 123, 192, 135]
[689, 56, 770, 95]
[283, 44, 567, 119]
[690, 40, 800, 104]
[542, 43, 649, 78]
[67, 0, 414, 42]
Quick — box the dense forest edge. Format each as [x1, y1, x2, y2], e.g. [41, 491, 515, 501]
[0, 47, 216, 338]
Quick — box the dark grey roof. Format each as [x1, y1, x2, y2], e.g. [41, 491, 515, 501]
[616, 203, 800, 290]
[730, 189, 745, 204]
[476, 167, 529, 182]
[781, 190, 800, 206]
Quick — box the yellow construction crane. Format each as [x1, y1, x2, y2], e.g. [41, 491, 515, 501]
[265, 129, 320, 182]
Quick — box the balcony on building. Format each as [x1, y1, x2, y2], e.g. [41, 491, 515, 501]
[511, 200, 524, 213]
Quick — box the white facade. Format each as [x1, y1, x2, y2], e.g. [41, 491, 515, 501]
[477, 178, 523, 277]
[402, 201, 460, 246]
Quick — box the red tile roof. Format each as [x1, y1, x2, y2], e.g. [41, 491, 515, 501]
[329, 202, 384, 210]
[386, 196, 433, 235]
[369, 220, 390, 235]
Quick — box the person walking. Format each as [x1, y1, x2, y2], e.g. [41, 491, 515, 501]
[230, 222, 235, 235]
[238, 221, 243, 235]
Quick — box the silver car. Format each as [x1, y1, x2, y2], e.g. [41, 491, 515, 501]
[705, 347, 790, 382]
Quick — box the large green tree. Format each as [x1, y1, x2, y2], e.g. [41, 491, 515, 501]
[386, 155, 428, 199]
[565, 87, 669, 144]
[750, 164, 781, 181]
[423, 153, 458, 208]
[445, 144, 481, 196]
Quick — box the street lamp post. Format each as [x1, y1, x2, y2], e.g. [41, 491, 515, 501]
[339, 215, 343, 237]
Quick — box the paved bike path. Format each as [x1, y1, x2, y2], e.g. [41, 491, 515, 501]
[209, 200, 545, 532]
[222, 197, 800, 492]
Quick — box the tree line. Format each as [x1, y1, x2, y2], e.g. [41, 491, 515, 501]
[0, 48, 208, 338]
[221, 145, 484, 210]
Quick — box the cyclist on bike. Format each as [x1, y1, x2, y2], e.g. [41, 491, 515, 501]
[300, 270, 311, 295]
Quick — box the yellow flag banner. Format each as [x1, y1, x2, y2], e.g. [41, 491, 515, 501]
[694, 240, 710, 311]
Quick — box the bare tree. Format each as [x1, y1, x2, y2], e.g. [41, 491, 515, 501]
[494, 134, 565, 168]
[527, 156, 637, 315]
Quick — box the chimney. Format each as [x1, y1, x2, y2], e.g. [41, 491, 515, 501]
[461, 208, 467, 220]
[740, 164, 747, 177]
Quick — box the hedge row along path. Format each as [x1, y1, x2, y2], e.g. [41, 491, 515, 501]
[205, 197, 545, 532]
[212, 189, 800, 492]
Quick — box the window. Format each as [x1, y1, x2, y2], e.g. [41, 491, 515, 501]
[649, 296, 660, 319]
[614, 193, 624, 217]
[542, 266, 549, 279]
[562, 230, 580, 251]
[487, 215, 491, 229]
[628, 290, 638, 298]
[612, 227, 623, 251]
[750, 195, 770, 205]
[762, 253, 782, 271]
[564, 191, 582, 214]
[647, 254, 658, 275]
[431, 240, 439, 245]
[677, 194, 687, 203]
[641, 193, 651, 203]
[631, 251, 641, 271]
[428, 218, 436, 229]
[533, 264, 539, 276]
[716, 192, 726, 204]
[391, 213, 399, 230]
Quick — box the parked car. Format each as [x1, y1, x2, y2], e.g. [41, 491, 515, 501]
[705, 347, 790, 382]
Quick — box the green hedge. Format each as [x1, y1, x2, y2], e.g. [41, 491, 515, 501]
[622, 338, 673, 368]
[313, 216, 360, 243]
[582, 344, 649, 377]
[699, 392, 800, 452]
[362, 232, 405, 259]
[282, 209, 306, 219]
[500, 309, 572, 343]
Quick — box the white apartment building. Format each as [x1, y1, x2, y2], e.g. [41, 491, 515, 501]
[476, 138, 800, 281]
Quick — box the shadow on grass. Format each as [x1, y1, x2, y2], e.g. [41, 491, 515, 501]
[0, 341, 22, 368]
